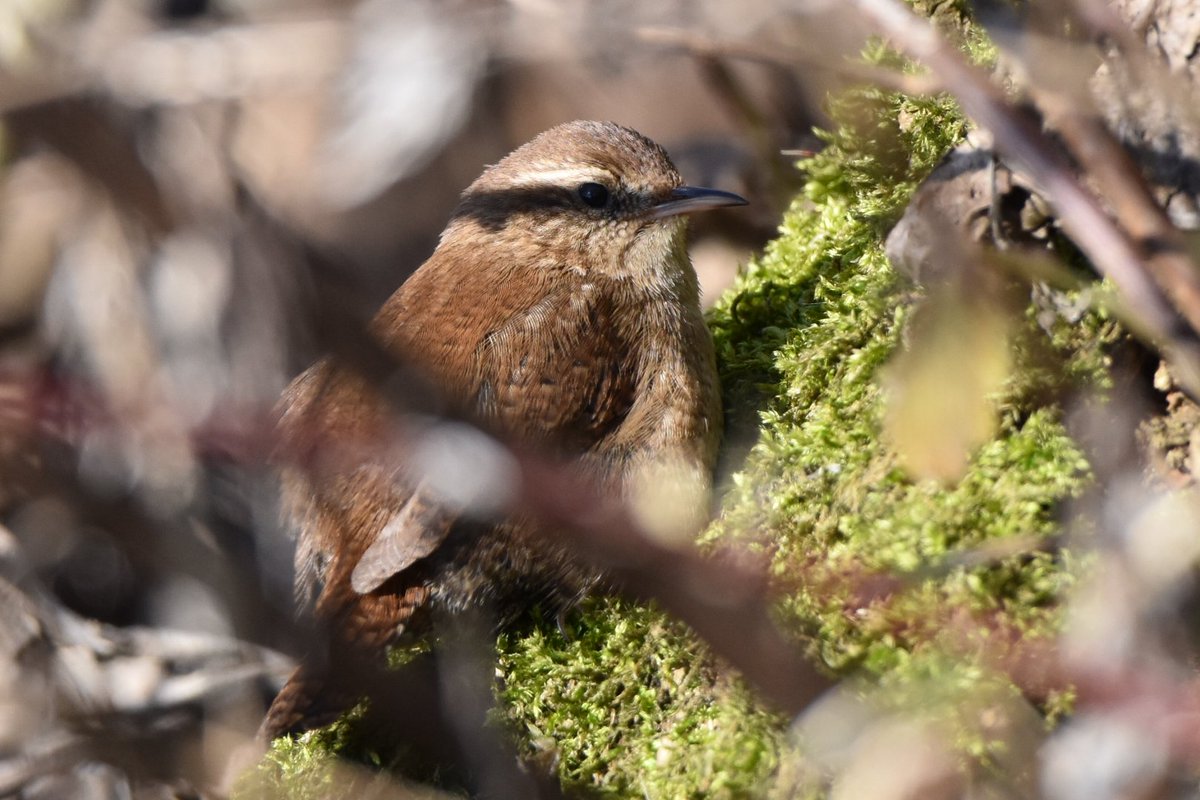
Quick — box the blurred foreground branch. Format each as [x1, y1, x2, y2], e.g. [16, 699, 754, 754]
[291, 250, 831, 718]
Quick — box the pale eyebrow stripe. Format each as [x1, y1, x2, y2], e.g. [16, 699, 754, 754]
[506, 165, 615, 188]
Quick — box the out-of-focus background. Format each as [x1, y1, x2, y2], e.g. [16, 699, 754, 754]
[6, 0, 1200, 798]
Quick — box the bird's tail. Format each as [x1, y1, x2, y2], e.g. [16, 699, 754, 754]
[260, 583, 427, 740]
[259, 663, 357, 741]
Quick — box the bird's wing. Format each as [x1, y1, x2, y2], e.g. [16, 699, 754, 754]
[276, 361, 447, 604]
[348, 484, 450, 594]
[288, 249, 634, 597]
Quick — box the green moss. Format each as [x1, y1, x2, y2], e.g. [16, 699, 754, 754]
[241, 704, 435, 800]
[497, 598, 780, 797]
[705, 79, 1094, 718]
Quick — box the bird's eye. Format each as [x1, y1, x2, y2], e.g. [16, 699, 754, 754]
[577, 182, 610, 209]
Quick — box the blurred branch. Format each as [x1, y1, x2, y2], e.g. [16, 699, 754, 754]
[516, 458, 828, 715]
[849, 0, 1200, 399]
[1000, 634, 1200, 767]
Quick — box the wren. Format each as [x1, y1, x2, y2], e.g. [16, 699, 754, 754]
[262, 120, 746, 739]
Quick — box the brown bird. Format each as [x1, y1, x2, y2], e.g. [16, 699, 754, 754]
[262, 120, 745, 739]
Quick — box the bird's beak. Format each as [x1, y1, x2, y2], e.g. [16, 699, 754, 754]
[647, 186, 748, 220]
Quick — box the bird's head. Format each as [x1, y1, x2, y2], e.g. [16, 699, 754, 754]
[443, 120, 746, 283]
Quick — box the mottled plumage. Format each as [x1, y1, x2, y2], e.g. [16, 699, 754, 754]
[263, 121, 741, 739]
